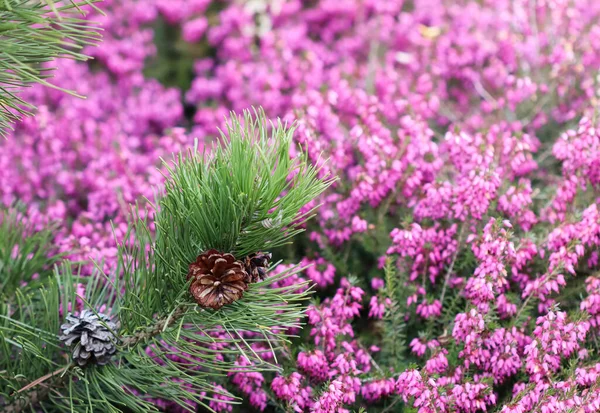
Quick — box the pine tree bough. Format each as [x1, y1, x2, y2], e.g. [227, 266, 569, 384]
[2, 366, 71, 413]
[0, 109, 331, 411]
[2, 307, 189, 412]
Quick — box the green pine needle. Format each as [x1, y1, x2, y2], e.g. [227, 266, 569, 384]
[159, 107, 334, 259]
[0, 204, 62, 299]
[0, 0, 102, 138]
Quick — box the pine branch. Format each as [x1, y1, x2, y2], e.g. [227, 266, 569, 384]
[0, 109, 331, 412]
[158, 107, 334, 260]
[0, 0, 102, 138]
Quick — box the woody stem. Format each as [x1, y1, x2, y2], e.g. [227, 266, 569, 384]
[120, 304, 188, 347]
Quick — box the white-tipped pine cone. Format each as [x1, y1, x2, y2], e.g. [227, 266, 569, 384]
[59, 310, 118, 367]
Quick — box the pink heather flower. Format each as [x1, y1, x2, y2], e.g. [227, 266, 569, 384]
[229, 357, 266, 411]
[249, 391, 268, 411]
[310, 379, 347, 413]
[582, 275, 600, 327]
[297, 350, 329, 382]
[182, 17, 208, 43]
[496, 294, 518, 318]
[547, 117, 600, 222]
[451, 381, 496, 413]
[368, 295, 387, 319]
[306, 279, 363, 354]
[272, 372, 303, 402]
[351, 215, 368, 233]
[387, 223, 458, 283]
[330, 352, 361, 376]
[464, 218, 516, 306]
[301, 256, 336, 288]
[396, 370, 448, 412]
[271, 373, 314, 412]
[524, 309, 590, 382]
[208, 385, 234, 412]
[371, 277, 385, 290]
[453, 309, 487, 352]
[425, 349, 449, 374]
[361, 378, 396, 402]
[416, 299, 442, 319]
[497, 180, 537, 231]
[525, 203, 600, 302]
[410, 338, 440, 358]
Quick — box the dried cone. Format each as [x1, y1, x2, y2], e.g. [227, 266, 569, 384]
[187, 249, 249, 309]
[59, 310, 118, 367]
[243, 251, 272, 283]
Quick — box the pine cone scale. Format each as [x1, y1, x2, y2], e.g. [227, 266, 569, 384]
[222, 272, 245, 283]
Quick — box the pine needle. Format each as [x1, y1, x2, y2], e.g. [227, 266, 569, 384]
[0, 0, 102, 138]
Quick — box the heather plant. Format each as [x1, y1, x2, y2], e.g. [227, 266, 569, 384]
[2, 0, 600, 412]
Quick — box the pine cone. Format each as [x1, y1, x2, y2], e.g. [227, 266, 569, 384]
[243, 251, 272, 283]
[59, 310, 118, 367]
[187, 249, 249, 309]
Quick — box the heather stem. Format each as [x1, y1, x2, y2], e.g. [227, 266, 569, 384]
[439, 224, 465, 305]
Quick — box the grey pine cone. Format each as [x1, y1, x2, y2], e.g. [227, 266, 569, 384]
[59, 310, 118, 367]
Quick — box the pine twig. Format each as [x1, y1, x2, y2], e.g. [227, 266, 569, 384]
[4, 365, 70, 413]
[3, 387, 51, 413]
[120, 305, 188, 347]
[13, 365, 70, 395]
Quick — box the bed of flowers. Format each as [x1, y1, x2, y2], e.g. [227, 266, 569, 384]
[3, 0, 600, 412]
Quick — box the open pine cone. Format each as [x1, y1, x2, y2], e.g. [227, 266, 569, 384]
[243, 251, 272, 283]
[187, 249, 249, 309]
[59, 310, 118, 367]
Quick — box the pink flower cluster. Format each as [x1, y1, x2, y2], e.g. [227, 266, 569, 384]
[5, 0, 600, 411]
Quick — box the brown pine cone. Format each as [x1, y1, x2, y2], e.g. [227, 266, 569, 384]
[243, 251, 272, 283]
[187, 249, 249, 309]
